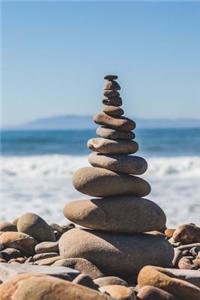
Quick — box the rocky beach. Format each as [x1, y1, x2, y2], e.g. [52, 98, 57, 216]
[1, 75, 200, 300]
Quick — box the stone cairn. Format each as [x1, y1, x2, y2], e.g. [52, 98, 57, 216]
[60, 75, 174, 278]
[1, 77, 200, 299]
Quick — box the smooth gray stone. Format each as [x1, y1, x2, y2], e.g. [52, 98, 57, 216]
[87, 138, 138, 155]
[138, 285, 178, 300]
[178, 243, 200, 251]
[72, 274, 98, 290]
[94, 113, 135, 131]
[96, 127, 134, 140]
[53, 258, 103, 279]
[73, 167, 151, 197]
[163, 268, 200, 288]
[103, 106, 124, 117]
[0, 262, 79, 282]
[34, 255, 61, 266]
[88, 153, 147, 175]
[35, 241, 59, 254]
[63, 197, 166, 233]
[59, 228, 174, 277]
[94, 276, 128, 287]
[17, 213, 55, 242]
[33, 252, 58, 262]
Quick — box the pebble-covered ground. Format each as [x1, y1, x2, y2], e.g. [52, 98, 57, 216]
[0, 215, 200, 300]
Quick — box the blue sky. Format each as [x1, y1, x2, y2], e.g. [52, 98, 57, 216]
[2, 1, 200, 126]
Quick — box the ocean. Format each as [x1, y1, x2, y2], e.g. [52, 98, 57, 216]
[1, 128, 200, 227]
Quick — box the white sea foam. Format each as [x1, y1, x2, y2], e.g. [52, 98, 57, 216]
[0, 155, 200, 227]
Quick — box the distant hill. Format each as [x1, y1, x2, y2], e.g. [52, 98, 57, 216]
[8, 115, 94, 130]
[3, 115, 200, 130]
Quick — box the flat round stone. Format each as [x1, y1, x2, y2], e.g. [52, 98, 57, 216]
[104, 90, 120, 98]
[87, 138, 138, 154]
[59, 228, 174, 277]
[94, 113, 136, 131]
[35, 241, 59, 254]
[104, 81, 121, 91]
[104, 75, 118, 80]
[103, 105, 124, 116]
[172, 224, 200, 244]
[96, 127, 134, 140]
[72, 167, 151, 197]
[102, 97, 122, 107]
[88, 153, 147, 174]
[63, 196, 166, 233]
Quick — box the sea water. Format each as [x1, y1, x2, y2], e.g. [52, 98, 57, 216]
[1, 128, 200, 227]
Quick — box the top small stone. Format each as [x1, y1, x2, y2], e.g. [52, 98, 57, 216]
[104, 75, 118, 81]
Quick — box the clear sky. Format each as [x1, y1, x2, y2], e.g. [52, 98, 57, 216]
[1, 1, 200, 126]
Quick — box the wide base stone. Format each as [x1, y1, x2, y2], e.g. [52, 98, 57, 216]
[59, 228, 174, 277]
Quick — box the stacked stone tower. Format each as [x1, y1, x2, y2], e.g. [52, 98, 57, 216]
[59, 75, 174, 278]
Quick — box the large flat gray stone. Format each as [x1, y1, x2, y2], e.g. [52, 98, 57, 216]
[0, 263, 79, 282]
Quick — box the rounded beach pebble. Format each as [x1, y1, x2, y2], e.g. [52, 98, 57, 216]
[0, 232, 37, 255]
[17, 213, 55, 242]
[53, 257, 104, 279]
